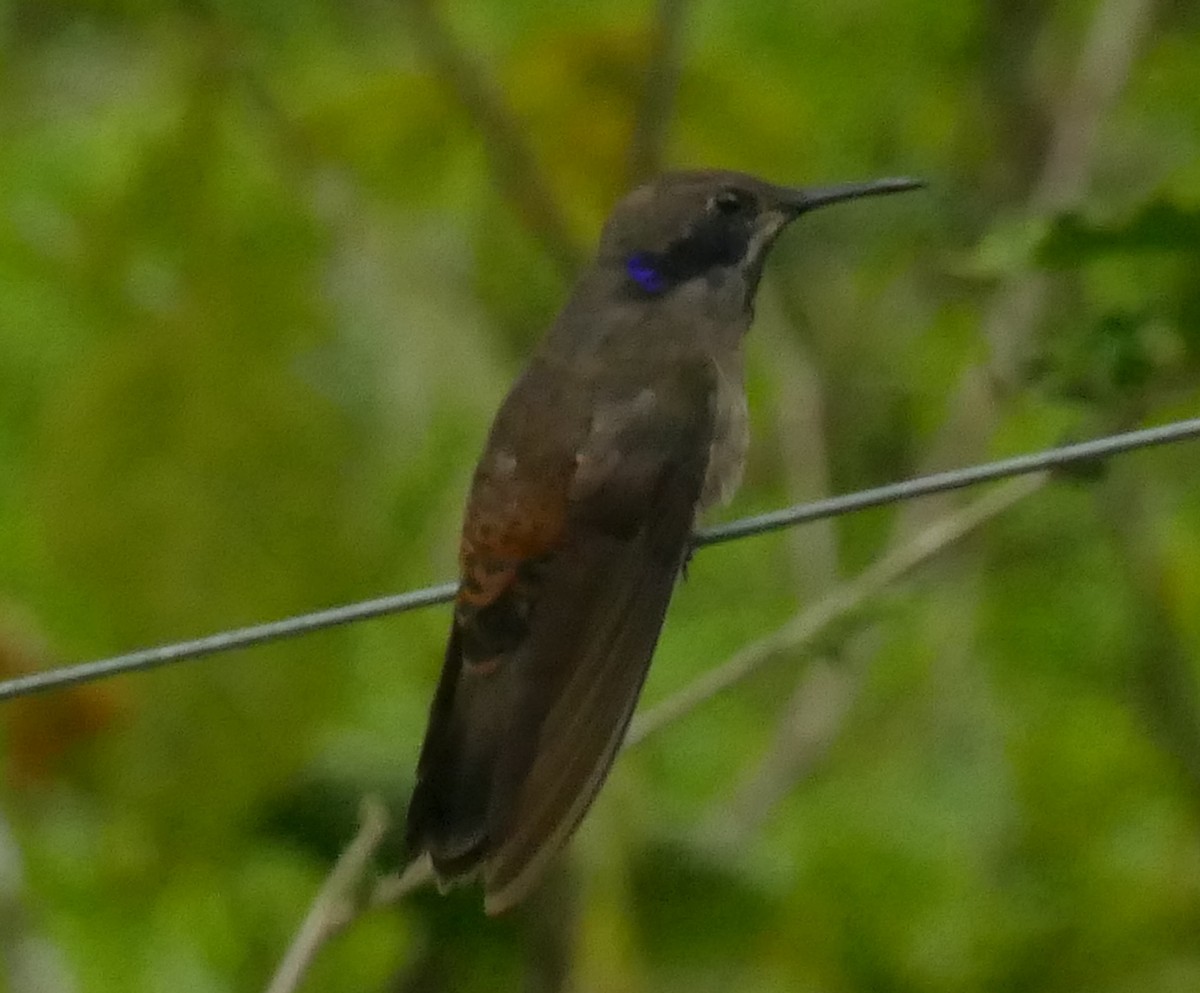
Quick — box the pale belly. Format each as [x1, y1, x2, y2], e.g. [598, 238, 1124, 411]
[699, 359, 749, 512]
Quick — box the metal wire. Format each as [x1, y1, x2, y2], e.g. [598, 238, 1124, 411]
[2, 416, 1198, 703]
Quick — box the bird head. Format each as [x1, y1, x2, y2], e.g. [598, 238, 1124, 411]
[596, 169, 923, 301]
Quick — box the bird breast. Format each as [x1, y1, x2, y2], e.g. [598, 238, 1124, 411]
[699, 355, 749, 512]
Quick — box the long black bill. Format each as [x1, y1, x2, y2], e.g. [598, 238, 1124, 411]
[787, 177, 925, 214]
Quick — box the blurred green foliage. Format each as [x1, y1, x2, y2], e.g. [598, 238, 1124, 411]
[1, 0, 1199, 991]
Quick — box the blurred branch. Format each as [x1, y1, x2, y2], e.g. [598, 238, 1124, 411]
[265, 798, 430, 993]
[402, 0, 584, 274]
[626, 0, 693, 185]
[985, 0, 1157, 392]
[706, 537, 990, 846]
[367, 852, 435, 909]
[1034, 0, 1157, 213]
[626, 473, 1045, 747]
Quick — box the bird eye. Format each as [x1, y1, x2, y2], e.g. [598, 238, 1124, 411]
[712, 188, 752, 215]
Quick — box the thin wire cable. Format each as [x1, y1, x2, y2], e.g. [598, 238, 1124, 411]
[694, 416, 1200, 547]
[1, 416, 1198, 703]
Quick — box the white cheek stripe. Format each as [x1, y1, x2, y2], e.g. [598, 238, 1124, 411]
[745, 212, 788, 263]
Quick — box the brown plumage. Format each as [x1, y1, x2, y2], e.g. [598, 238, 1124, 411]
[404, 169, 922, 913]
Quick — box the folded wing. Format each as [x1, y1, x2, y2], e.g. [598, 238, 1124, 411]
[405, 361, 716, 913]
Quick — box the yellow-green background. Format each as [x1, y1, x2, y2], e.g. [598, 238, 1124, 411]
[2, 0, 1199, 990]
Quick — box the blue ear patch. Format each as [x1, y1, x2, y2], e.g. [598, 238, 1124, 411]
[627, 253, 668, 294]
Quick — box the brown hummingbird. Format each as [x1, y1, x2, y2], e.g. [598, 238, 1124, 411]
[405, 169, 922, 913]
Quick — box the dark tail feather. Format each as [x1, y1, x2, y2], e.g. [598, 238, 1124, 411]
[405, 625, 537, 881]
[479, 528, 680, 913]
[404, 626, 491, 877]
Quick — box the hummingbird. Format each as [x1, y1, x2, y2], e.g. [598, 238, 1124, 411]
[405, 169, 922, 914]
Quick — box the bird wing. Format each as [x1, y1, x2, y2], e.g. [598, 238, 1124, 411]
[404, 360, 716, 913]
